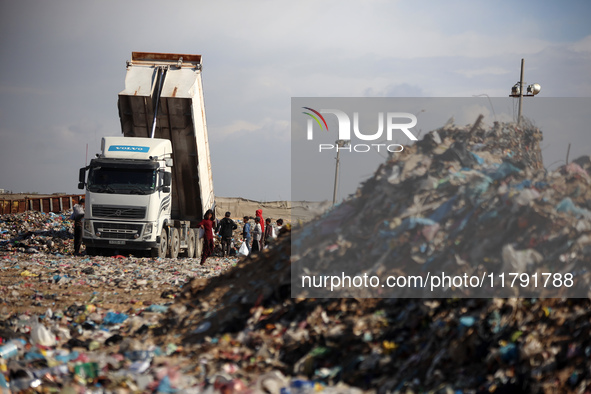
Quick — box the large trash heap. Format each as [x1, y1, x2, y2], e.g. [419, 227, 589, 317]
[291, 117, 591, 299]
[1, 118, 591, 392]
[177, 118, 591, 392]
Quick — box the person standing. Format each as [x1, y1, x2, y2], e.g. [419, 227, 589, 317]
[264, 218, 274, 247]
[198, 209, 215, 265]
[217, 211, 237, 257]
[70, 198, 85, 256]
[276, 219, 284, 234]
[255, 209, 264, 239]
[242, 216, 252, 253]
[251, 216, 262, 253]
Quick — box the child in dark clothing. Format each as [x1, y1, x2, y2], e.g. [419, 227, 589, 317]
[217, 211, 237, 257]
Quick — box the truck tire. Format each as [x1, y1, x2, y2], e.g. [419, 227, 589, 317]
[169, 227, 180, 259]
[181, 229, 196, 258]
[195, 235, 203, 260]
[152, 228, 168, 259]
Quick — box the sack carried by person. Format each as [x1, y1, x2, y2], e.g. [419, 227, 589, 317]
[198, 228, 205, 239]
[238, 241, 249, 256]
[70, 206, 84, 221]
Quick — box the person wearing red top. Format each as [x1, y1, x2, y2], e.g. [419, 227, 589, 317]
[255, 209, 264, 247]
[198, 209, 215, 265]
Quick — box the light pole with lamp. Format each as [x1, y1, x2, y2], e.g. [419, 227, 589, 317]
[509, 58, 541, 125]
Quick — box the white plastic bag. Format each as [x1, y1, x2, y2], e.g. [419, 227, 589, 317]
[31, 320, 56, 347]
[198, 228, 205, 239]
[238, 241, 249, 256]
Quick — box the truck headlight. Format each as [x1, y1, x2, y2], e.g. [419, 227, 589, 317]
[83, 220, 92, 235]
[144, 223, 153, 236]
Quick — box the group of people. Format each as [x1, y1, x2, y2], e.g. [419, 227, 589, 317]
[197, 208, 284, 265]
[71, 200, 280, 264]
[242, 210, 284, 254]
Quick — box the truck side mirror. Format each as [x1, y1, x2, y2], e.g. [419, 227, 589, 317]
[163, 172, 172, 187]
[78, 168, 86, 189]
[160, 172, 171, 193]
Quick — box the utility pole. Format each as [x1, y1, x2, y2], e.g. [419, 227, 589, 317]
[333, 139, 349, 205]
[509, 58, 541, 126]
[518, 58, 524, 126]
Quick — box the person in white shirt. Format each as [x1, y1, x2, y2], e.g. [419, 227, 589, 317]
[252, 216, 262, 253]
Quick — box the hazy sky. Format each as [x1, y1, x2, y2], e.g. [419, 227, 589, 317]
[292, 97, 591, 201]
[1, 0, 590, 201]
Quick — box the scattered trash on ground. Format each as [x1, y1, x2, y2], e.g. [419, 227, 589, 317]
[1, 118, 591, 392]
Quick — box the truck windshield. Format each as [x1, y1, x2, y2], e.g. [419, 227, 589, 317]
[87, 167, 156, 195]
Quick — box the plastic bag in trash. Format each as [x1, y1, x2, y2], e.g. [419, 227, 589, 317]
[238, 241, 249, 256]
[30, 320, 56, 347]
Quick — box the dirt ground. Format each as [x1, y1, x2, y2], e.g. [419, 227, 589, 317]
[0, 214, 250, 318]
[0, 253, 239, 318]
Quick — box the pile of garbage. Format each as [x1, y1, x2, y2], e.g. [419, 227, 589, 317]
[0, 211, 248, 258]
[1, 118, 591, 392]
[174, 118, 591, 392]
[0, 218, 241, 392]
[0, 212, 74, 255]
[293, 118, 591, 298]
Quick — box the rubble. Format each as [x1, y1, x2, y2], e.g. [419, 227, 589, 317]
[1, 119, 591, 392]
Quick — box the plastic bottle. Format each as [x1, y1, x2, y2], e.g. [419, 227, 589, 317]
[290, 379, 315, 394]
[0, 342, 18, 359]
[0, 339, 26, 359]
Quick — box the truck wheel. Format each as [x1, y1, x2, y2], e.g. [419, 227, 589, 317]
[152, 228, 168, 259]
[181, 229, 196, 258]
[195, 235, 203, 260]
[169, 227, 180, 259]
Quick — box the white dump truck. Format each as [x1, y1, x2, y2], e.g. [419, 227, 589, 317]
[78, 52, 215, 258]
